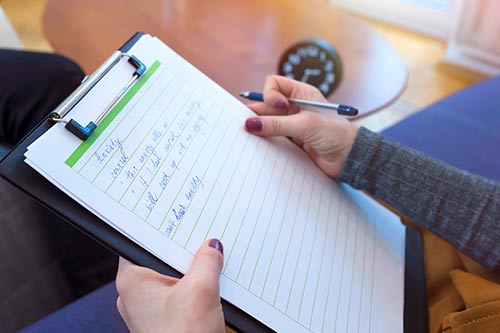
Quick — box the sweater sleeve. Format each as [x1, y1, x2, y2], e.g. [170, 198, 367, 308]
[337, 127, 500, 272]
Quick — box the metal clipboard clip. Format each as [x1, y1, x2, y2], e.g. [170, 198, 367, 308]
[49, 52, 146, 140]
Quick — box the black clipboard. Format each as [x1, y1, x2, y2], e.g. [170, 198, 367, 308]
[0, 33, 427, 333]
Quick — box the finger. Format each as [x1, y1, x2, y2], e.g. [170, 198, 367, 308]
[264, 75, 324, 102]
[116, 257, 151, 288]
[260, 75, 302, 115]
[263, 75, 299, 101]
[247, 75, 325, 116]
[184, 239, 224, 293]
[245, 112, 318, 140]
[247, 102, 272, 115]
[263, 76, 290, 111]
[116, 257, 134, 295]
[116, 296, 134, 331]
[250, 75, 307, 116]
[116, 296, 126, 318]
[263, 75, 324, 104]
[115, 257, 140, 300]
[247, 101, 297, 117]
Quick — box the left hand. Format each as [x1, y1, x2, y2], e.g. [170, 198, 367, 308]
[115, 239, 225, 333]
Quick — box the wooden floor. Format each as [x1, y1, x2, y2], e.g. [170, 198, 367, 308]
[0, 1, 488, 332]
[2, 0, 52, 51]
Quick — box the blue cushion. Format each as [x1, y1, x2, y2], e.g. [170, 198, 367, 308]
[19, 282, 127, 333]
[382, 75, 500, 181]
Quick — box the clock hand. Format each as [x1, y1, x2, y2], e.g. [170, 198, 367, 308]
[307, 69, 321, 76]
[300, 73, 310, 82]
[302, 68, 321, 81]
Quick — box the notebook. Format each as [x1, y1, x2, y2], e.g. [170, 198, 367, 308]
[24, 34, 406, 333]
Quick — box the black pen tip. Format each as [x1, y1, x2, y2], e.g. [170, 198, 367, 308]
[338, 105, 359, 116]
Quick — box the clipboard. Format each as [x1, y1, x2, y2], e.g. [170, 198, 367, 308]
[0, 32, 427, 333]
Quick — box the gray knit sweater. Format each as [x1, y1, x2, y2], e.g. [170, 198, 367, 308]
[337, 127, 500, 272]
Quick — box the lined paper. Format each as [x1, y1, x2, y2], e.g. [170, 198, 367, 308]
[25, 35, 405, 332]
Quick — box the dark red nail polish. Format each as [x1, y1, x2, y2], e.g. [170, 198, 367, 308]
[208, 238, 224, 255]
[245, 118, 262, 132]
[275, 100, 288, 110]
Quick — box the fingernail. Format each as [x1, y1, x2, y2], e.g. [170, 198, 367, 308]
[245, 118, 262, 132]
[275, 100, 288, 110]
[208, 238, 224, 255]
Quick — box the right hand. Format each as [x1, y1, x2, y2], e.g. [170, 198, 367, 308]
[245, 75, 359, 178]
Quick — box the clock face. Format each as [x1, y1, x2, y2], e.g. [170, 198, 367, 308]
[278, 39, 343, 97]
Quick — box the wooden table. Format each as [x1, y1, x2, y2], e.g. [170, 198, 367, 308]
[43, 0, 407, 117]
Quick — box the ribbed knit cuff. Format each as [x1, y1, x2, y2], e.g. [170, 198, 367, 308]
[337, 126, 382, 190]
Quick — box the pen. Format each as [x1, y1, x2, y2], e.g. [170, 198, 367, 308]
[239, 91, 358, 116]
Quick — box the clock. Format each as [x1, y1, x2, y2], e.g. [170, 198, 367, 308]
[277, 39, 343, 97]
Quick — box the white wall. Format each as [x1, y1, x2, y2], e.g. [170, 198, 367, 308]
[444, 0, 500, 75]
[330, 0, 455, 39]
[331, 0, 500, 75]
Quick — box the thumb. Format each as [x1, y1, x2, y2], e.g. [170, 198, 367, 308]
[185, 239, 224, 290]
[245, 112, 315, 140]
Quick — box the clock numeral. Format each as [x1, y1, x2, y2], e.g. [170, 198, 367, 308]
[324, 60, 334, 71]
[320, 51, 326, 62]
[326, 72, 335, 83]
[289, 54, 301, 65]
[298, 47, 308, 57]
[285, 73, 295, 80]
[319, 83, 330, 93]
[283, 62, 293, 74]
[308, 46, 319, 57]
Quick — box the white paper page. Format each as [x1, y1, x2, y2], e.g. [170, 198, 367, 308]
[26, 35, 405, 333]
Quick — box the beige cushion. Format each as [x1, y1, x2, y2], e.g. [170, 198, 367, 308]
[0, 6, 23, 49]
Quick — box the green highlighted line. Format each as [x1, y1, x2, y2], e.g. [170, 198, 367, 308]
[65, 60, 161, 167]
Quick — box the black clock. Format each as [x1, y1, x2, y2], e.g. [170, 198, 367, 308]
[278, 39, 343, 97]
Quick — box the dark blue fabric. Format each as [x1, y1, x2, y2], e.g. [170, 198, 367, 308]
[382, 75, 500, 181]
[19, 283, 127, 333]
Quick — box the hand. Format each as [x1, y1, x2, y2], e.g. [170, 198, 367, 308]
[115, 239, 225, 333]
[245, 75, 359, 178]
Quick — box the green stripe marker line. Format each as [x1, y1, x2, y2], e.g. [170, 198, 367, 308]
[65, 60, 161, 168]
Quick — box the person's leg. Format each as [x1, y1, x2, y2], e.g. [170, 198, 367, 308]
[18, 282, 128, 333]
[0, 49, 84, 145]
[0, 50, 118, 298]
